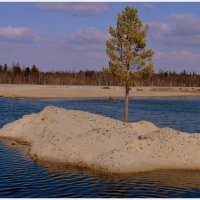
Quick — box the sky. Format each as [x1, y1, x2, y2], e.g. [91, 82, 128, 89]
[0, 2, 200, 72]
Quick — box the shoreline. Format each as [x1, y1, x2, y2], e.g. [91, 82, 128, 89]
[2, 95, 200, 100]
[0, 84, 200, 99]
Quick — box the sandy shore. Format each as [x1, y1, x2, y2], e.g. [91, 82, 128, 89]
[0, 84, 200, 99]
[0, 106, 200, 174]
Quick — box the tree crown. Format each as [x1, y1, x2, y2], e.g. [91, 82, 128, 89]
[105, 6, 154, 86]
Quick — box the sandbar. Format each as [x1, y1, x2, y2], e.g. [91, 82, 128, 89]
[0, 106, 200, 174]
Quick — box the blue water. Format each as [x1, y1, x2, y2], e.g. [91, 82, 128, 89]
[0, 97, 200, 197]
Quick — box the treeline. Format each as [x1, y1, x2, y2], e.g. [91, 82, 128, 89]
[147, 70, 200, 87]
[0, 63, 200, 87]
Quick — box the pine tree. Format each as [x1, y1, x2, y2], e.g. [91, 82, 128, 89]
[105, 6, 154, 122]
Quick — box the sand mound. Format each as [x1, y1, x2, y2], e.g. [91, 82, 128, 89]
[0, 106, 200, 174]
[130, 121, 158, 135]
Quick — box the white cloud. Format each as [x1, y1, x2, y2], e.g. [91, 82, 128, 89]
[36, 3, 108, 16]
[0, 26, 108, 57]
[0, 27, 109, 71]
[168, 14, 200, 36]
[153, 50, 200, 72]
[155, 50, 200, 62]
[0, 27, 41, 43]
[142, 3, 156, 11]
[43, 28, 108, 58]
[68, 28, 108, 46]
[149, 13, 200, 47]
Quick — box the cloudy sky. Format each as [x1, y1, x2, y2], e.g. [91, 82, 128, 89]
[0, 2, 200, 72]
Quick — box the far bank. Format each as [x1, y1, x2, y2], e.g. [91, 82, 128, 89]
[0, 84, 200, 99]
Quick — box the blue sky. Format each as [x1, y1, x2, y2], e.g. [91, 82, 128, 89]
[1, 2, 200, 72]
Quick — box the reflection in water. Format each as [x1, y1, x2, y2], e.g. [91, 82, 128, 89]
[42, 161, 200, 190]
[42, 163, 200, 197]
[0, 97, 200, 197]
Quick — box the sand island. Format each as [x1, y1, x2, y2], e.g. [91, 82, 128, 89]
[0, 106, 199, 174]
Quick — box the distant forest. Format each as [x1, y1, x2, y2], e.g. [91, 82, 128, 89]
[0, 63, 200, 87]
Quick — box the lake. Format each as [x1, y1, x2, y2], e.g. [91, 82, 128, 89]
[0, 97, 200, 197]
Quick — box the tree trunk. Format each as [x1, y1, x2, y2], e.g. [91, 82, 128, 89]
[124, 85, 129, 123]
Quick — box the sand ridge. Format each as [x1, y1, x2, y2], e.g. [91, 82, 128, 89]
[0, 106, 200, 174]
